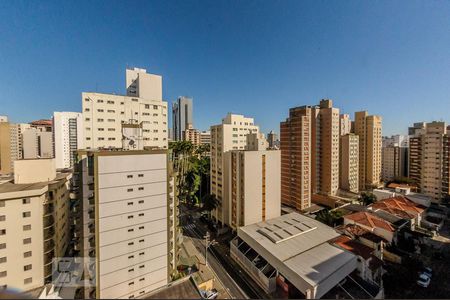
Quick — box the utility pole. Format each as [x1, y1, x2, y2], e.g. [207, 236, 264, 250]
[204, 231, 217, 267]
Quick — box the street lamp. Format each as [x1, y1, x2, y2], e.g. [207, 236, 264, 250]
[204, 231, 217, 267]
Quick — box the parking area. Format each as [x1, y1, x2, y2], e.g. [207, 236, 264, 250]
[383, 241, 450, 298]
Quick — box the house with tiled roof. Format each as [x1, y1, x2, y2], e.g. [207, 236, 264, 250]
[369, 196, 426, 225]
[332, 235, 384, 285]
[343, 212, 396, 243]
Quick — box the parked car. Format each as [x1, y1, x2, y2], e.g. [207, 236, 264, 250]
[201, 288, 218, 299]
[417, 274, 431, 287]
[422, 267, 432, 278]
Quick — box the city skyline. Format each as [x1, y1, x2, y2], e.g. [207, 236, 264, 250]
[1, 1, 450, 135]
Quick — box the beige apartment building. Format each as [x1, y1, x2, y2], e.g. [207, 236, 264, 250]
[354, 111, 382, 190]
[408, 122, 450, 202]
[340, 114, 352, 136]
[200, 131, 211, 146]
[0, 121, 12, 174]
[210, 114, 259, 225]
[82, 68, 168, 150]
[280, 106, 312, 210]
[224, 149, 280, 230]
[182, 124, 200, 145]
[340, 134, 359, 193]
[22, 128, 54, 159]
[72, 149, 178, 299]
[0, 159, 71, 292]
[245, 132, 268, 151]
[381, 146, 408, 182]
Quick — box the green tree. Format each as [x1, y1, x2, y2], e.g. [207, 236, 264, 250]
[359, 191, 377, 206]
[201, 194, 219, 213]
[315, 210, 343, 227]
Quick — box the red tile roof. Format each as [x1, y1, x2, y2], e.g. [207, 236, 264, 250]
[344, 212, 395, 232]
[332, 235, 374, 260]
[30, 119, 52, 126]
[371, 196, 426, 215]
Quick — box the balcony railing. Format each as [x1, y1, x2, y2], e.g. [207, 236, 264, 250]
[43, 215, 55, 228]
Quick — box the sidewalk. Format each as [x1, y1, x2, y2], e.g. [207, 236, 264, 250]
[180, 236, 231, 299]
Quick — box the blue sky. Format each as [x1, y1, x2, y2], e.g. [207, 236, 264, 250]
[0, 1, 449, 135]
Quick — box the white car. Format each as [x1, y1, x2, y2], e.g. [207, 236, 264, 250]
[417, 274, 431, 288]
[201, 288, 218, 299]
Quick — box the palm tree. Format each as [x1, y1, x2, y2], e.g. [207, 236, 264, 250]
[201, 194, 219, 213]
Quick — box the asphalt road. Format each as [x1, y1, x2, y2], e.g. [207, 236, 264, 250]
[183, 224, 248, 299]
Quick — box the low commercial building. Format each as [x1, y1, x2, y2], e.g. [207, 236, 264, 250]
[0, 159, 71, 292]
[230, 213, 358, 299]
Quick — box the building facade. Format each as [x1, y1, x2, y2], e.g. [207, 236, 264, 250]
[339, 114, 352, 136]
[225, 150, 281, 230]
[0, 121, 11, 174]
[0, 159, 71, 292]
[53, 112, 83, 169]
[22, 128, 53, 159]
[72, 149, 177, 299]
[381, 146, 408, 182]
[82, 68, 168, 150]
[280, 106, 312, 210]
[354, 111, 382, 190]
[340, 134, 359, 193]
[267, 130, 278, 149]
[182, 124, 200, 145]
[408, 122, 450, 202]
[172, 96, 193, 141]
[245, 132, 268, 151]
[210, 114, 259, 224]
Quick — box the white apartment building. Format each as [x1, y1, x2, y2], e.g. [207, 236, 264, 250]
[339, 114, 352, 136]
[210, 114, 259, 225]
[73, 149, 177, 299]
[0, 159, 71, 292]
[22, 128, 53, 159]
[53, 112, 83, 169]
[224, 150, 281, 230]
[82, 68, 168, 150]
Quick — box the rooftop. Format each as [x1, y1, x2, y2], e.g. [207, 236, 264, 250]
[142, 276, 201, 299]
[332, 235, 374, 260]
[238, 213, 357, 293]
[336, 224, 387, 243]
[30, 119, 52, 126]
[344, 212, 395, 232]
[372, 196, 426, 215]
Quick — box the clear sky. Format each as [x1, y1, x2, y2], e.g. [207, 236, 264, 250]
[1, 0, 449, 135]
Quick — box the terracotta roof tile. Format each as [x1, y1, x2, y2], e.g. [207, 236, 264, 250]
[372, 196, 426, 216]
[332, 235, 374, 260]
[344, 212, 395, 232]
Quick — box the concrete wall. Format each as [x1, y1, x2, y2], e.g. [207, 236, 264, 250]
[14, 159, 56, 184]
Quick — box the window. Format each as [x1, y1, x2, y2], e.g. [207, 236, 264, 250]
[24, 278, 32, 284]
[97, 109, 104, 112]
[23, 238, 31, 244]
[128, 229, 134, 232]
[128, 268, 134, 272]
[108, 119, 115, 122]
[138, 226, 144, 230]
[128, 255, 134, 259]
[24, 264, 32, 271]
[0, 201, 4, 207]
[139, 239, 144, 243]
[139, 264, 145, 269]
[138, 200, 144, 204]
[0, 257, 6, 263]
[138, 213, 144, 217]
[23, 225, 31, 231]
[24, 251, 32, 258]
[0, 271, 6, 278]
[128, 242, 134, 246]
[139, 252, 144, 256]
[108, 128, 115, 131]
[0, 230, 5, 236]
[85, 118, 90, 121]
[97, 118, 104, 122]
[97, 99, 104, 103]
[127, 188, 133, 192]
[0, 243, 5, 249]
[127, 215, 134, 219]
[128, 281, 135, 286]
[22, 212, 31, 218]
[138, 187, 144, 191]
[0, 216, 4, 222]
[107, 100, 114, 104]
[97, 137, 104, 141]
[107, 110, 115, 113]
[127, 202, 133, 206]
[22, 198, 30, 204]
[153, 105, 158, 109]
[98, 128, 104, 131]
[139, 278, 145, 282]
[138, 174, 144, 177]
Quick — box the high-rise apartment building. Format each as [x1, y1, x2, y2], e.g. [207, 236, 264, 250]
[82, 68, 168, 150]
[339, 114, 352, 136]
[245, 132, 268, 151]
[382, 146, 408, 182]
[224, 149, 281, 230]
[267, 130, 279, 149]
[22, 128, 53, 159]
[354, 111, 382, 190]
[210, 114, 259, 224]
[0, 159, 71, 291]
[72, 149, 178, 299]
[182, 124, 200, 145]
[340, 134, 359, 193]
[53, 112, 83, 169]
[172, 96, 193, 141]
[280, 106, 312, 210]
[10, 123, 31, 162]
[310, 99, 340, 197]
[408, 122, 450, 202]
[200, 130, 211, 146]
[0, 120, 12, 175]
